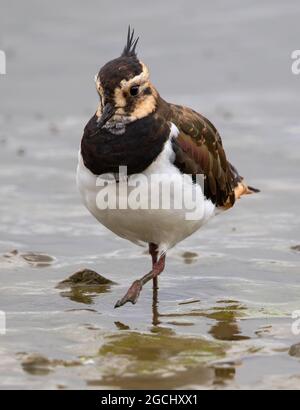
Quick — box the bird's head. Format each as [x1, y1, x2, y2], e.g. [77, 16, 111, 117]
[95, 27, 158, 129]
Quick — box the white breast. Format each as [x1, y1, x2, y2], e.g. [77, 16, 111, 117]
[76, 126, 215, 255]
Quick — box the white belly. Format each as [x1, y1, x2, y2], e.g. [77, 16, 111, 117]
[76, 140, 215, 254]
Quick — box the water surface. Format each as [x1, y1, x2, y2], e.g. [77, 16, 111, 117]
[0, 0, 300, 389]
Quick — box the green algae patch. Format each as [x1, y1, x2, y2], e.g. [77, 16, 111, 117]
[88, 331, 228, 388]
[99, 331, 226, 373]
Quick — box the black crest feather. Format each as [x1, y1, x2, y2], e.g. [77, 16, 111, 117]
[121, 26, 139, 57]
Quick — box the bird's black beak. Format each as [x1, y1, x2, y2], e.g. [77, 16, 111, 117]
[97, 103, 115, 128]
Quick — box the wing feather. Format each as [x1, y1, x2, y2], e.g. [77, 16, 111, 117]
[168, 104, 239, 207]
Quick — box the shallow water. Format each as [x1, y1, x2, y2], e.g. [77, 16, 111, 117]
[0, 0, 300, 389]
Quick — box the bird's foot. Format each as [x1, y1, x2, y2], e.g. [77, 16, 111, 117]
[114, 280, 143, 308]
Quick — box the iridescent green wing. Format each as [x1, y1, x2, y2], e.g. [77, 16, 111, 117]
[169, 104, 240, 207]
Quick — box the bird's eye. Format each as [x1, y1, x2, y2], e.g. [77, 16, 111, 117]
[129, 85, 139, 96]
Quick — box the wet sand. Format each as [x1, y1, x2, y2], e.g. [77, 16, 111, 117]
[0, 0, 300, 389]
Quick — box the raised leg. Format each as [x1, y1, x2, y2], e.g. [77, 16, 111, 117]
[114, 244, 165, 308]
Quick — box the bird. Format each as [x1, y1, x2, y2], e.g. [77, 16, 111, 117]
[77, 27, 259, 308]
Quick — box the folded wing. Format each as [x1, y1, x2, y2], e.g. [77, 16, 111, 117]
[169, 104, 255, 208]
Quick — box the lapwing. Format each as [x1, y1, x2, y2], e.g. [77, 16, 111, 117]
[77, 27, 259, 308]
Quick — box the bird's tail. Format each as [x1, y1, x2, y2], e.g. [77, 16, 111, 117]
[247, 185, 260, 193]
[234, 181, 260, 200]
[228, 162, 260, 200]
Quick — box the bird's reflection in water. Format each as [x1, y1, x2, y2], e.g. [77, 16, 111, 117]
[208, 301, 250, 341]
[150, 292, 241, 387]
[160, 298, 249, 342]
[208, 300, 250, 341]
[97, 290, 245, 389]
[152, 285, 160, 327]
[210, 317, 249, 341]
[145, 285, 249, 343]
[113, 285, 167, 333]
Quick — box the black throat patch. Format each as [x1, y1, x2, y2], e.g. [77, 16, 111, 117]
[81, 113, 170, 176]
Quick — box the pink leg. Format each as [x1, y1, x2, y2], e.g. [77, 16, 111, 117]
[149, 243, 159, 290]
[114, 243, 165, 308]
